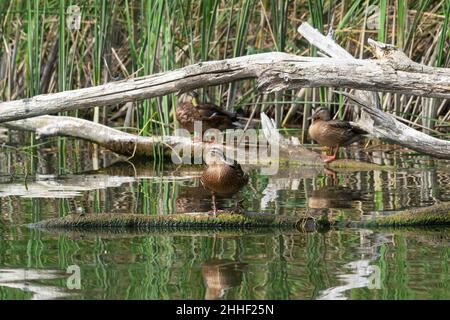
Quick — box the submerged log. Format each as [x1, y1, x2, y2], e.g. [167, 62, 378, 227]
[26, 212, 322, 231]
[353, 202, 450, 228]
[27, 202, 450, 231]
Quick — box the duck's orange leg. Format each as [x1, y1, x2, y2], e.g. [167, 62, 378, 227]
[323, 146, 340, 163]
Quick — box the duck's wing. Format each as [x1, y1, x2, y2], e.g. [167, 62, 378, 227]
[197, 103, 237, 121]
[327, 120, 368, 135]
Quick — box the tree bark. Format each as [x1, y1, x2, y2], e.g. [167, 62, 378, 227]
[0, 48, 448, 123]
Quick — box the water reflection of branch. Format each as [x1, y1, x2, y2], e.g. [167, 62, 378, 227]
[317, 229, 394, 300]
[0, 268, 74, 300]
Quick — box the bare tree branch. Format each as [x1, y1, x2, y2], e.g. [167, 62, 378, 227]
[0, 49, 448, 123]
[297, 22, 450, 159]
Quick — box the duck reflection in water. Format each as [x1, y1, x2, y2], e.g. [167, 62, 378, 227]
[176, 183, 217, 214]
[202, 236, 247, 300]
[200, 147, 249, 216]
[306, 175, 362, 228]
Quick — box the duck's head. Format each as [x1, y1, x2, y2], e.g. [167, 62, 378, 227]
[204, 146, 235, 166]
[178, 90, 200, 106]
[309, 107, 331, 122]
[187, 91, 200, 106]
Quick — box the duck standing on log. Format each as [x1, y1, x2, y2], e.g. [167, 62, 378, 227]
[176, 91, 242, 136]
[201, 147, 249, 216]
[308, 107, 368, 163]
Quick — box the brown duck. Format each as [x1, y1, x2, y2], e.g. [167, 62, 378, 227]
[201, 147, 249, 216]
[176, 91, 241, 134]
[308, 107, 367, 163]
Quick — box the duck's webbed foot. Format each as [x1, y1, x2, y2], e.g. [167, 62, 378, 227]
[322, 146, 339, 163]
[322, 154, 337, 163]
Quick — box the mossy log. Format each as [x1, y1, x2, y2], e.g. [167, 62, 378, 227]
[26, 202, 450, 231]
[343, 202, 450, 228]
[27, 212, 322, 231]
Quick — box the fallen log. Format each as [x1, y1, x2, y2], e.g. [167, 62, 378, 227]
[1, 23, 448, 160]
[0, 40, 448, 124]
[3, 115, 192, 157]
[26, 212, 320, 231]
[26, 202, 450, 231]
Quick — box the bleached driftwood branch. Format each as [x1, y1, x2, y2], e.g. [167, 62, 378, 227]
[0, 43, 448, 123]
[297, 22, 450, 159]
[1, 22, 449, 160]
[3, 116, 194, 157]
[4, 115, 326, 164]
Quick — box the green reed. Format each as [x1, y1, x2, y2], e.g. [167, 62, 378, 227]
[0, 0, 448, 162]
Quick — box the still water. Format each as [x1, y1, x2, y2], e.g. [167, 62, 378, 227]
[0, 143, 449, 300]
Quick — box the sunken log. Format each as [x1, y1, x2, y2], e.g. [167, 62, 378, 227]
[26, 212, 325, 231]
[26, 202, 450, 231]
[351, 202, 450, 228]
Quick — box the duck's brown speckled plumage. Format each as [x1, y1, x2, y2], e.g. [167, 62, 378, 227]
[308, 107, 367, 148]
[200, 148, 248, 215]
[176, 92, 238, 133]
[308, 107, 367, 162]
[201, 161, 248, 195]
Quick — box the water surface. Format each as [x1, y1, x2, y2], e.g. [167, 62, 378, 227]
[0, 143, 449, 300]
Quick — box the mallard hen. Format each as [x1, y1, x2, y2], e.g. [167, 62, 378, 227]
[200, 147, 249, 216]
[308, 107, 367, 163]
[176, 91, 241, 134]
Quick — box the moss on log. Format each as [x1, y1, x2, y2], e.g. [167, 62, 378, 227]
[27, 212, 316, 230]
[342, 202, 450, 228]
[26, 202, 450, 231]
[327, 159, 395, 171]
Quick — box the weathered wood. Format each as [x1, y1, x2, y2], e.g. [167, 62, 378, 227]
[1, 22, 448, 160]
[3, 115, 193, 157]
[0, 50, 448, 123]
[4, 114, 326, 164]
[340, 92, 450, 158]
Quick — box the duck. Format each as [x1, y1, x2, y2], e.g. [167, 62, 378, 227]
[200, 147, 249, 216]
[308, 107, 368, 163]
[176, 91, 241, 135]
